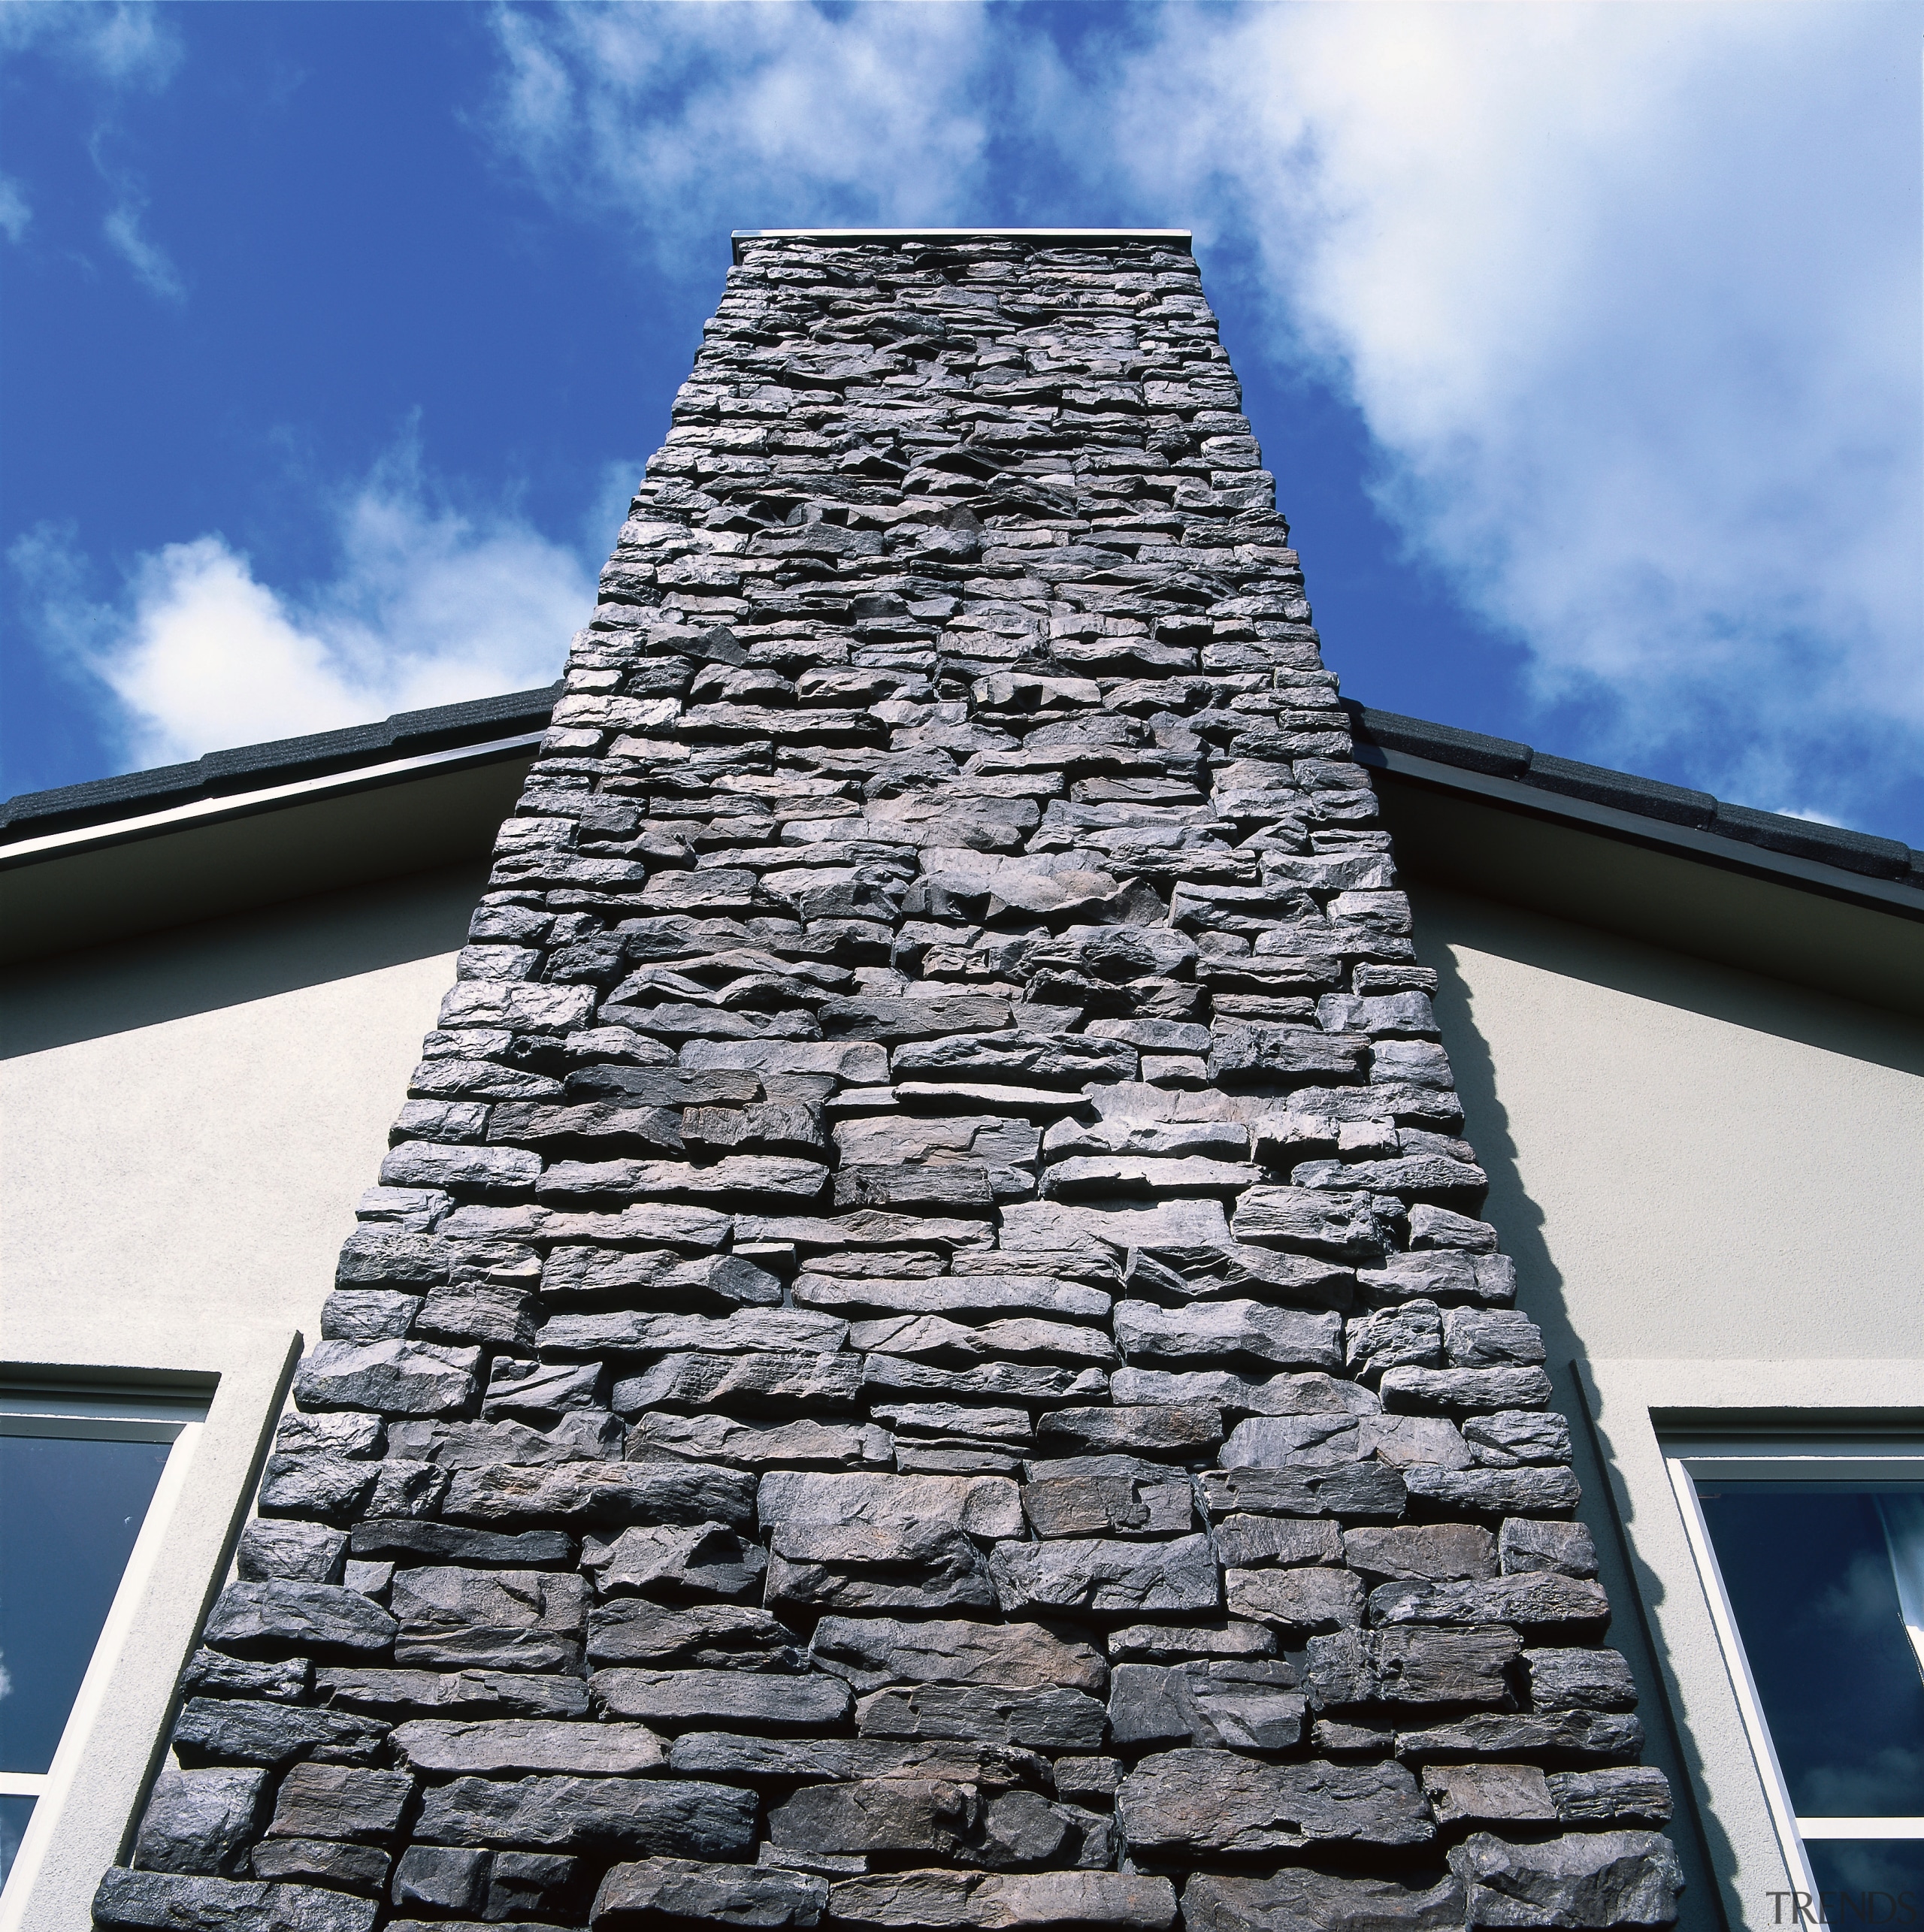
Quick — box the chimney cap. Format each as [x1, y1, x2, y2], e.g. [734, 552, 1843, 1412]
[731, 226, 1193, 263]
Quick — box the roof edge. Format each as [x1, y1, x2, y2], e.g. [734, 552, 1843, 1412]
[4, 682, 1914, 909]
[1343, 700, 1922, 901]
[0, 682, 564, 843]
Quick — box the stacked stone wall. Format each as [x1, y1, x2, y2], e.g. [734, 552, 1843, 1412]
[98, 234, 1684, 1932]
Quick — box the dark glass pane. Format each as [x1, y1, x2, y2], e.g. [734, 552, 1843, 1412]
[1804, 1840, 1924, 1921]
[0, 1433, 171, 1776]
[0, 1794, 35, 1891]
[1698, 1483, 1924, 1818]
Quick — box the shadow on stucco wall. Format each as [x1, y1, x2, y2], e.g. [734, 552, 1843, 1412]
[1421, 919, 1740, 1932]
[0, 862, 485, 1058]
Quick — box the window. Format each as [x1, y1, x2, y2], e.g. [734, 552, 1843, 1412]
[1668, 1434, 1924, 1916]
[0, 1385, 206, 1903]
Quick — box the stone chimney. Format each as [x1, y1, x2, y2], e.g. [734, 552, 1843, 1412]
[100, 230, 1684, 1932]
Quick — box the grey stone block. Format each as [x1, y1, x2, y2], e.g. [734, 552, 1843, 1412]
[201, 1583, 396, 1661]
[171, 1698, 387, 1770]
[294, 1339, 480, 1416]
[809, 1616, 1107, 1695]
[181, 1649, 312, 1704]
[317, 1666, 591, 1719]
[582, 1521, 768, 1601]
[1395, 1711, 1646, 1763]
[392, 1846, 490, 1915]
[1117, 1749, 1432, 1855]
[1225, 1565, 1366, 1635]
[1448, 1829, 1684, 1926]
[1421, 1761, 1557, 1825]
[1500, 1518, 1599, 1577]
[1523, 1648, 1639, 1712]
[855, 1686, 1109, 1754]
[390, 1565, 586, 1671]
[1548, 1767, 1673, 1824]
[590, 1669, 853, 1734]
[415, 1774, 757, 1858]
[132, 1764, 270, 1876]
[347, 1519, 576, 1568]
[1033, 1405, 1222, 1458]
[266, 1764, 414, 1843]
[441, 1459, 755, 1528]
[824, 1870, 1176, 1930]
[1115, 1299, 1343, 1370]
[593, 1856, 829, 1930]
[1021, 1459, 1196, 1540]
[1305, 1626, 1521, 1708]
[1367, 1573, 1610, 1632]
[668, 1735, 1050, 1788]
[588, 1599, 806, 1670]
[391, 1717, 665, 1775]
[1343, 1522, 1496, 1582]
[93, 1869, 379, 1932]
[1108, 1661, 1305, 1751]
[1182, 1870, 1464, 1932]
[250, 1840, 392, 1894]
[990, 1531, 1220, 1618]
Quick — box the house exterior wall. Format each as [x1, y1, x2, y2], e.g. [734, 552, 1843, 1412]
[1408, 879, 1924, 1930]
[2, 864, 479, 1359]
[1408, 880, 1924, 1368]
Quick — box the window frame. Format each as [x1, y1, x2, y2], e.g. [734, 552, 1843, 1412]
[0, 1332, 298, 1932]
[1578, 1356, 1924, 1932]
[0, 1388, 208, 1894]
[1663, 1432, 1924, 1904]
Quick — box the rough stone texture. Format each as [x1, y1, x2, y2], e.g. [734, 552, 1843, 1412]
[594, 1857, 829, 1929]
[132, 1766, 270, 1876]
[1448, 1831, 1684, 1927]
[1183, 1870, 1464, 1932]
[99, 231, 1678, 1932]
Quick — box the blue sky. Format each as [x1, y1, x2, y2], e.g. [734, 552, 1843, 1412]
[2, 2, 1919, 843]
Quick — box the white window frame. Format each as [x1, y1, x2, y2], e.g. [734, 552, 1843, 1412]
[0, 1387, 208, 1899]
[1664, 1432, 1924, 1905]
[0, 1332, 298, 1932]
[1578, 1357, 1924, 1932]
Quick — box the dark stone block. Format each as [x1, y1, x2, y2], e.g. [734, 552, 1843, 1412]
[171, 1698, 388, 1770]
[92, 1868, 378, 1932]
[132, 1765, 269, 1876]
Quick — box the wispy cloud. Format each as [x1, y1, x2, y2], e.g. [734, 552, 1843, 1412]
[0, 1, 182, 90]
[0, 174, 28, 243]
[101, 192, 183, 301]
[12, 445, 608, 770]
[1069, 4, 1922, 825]
[484, 1, 1920, 833]
[486, 2, 1002, 271]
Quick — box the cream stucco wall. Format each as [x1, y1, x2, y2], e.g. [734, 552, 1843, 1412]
[1408, 881, 1924, 1368]
[1, 864, 479, 1362]
[1409, 880, 1924, 1932]
[0, 865, 478, 1928]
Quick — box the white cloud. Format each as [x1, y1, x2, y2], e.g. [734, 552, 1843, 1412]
[486, 2, 999, 270]
[0, 173, 28, 243]
[483, 2, 1919, 830]
[102, 195, 183, 301]
[1077, 4, 1922, 821]
[0, 1, 182, 90]
[13, 454, 602, 769]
